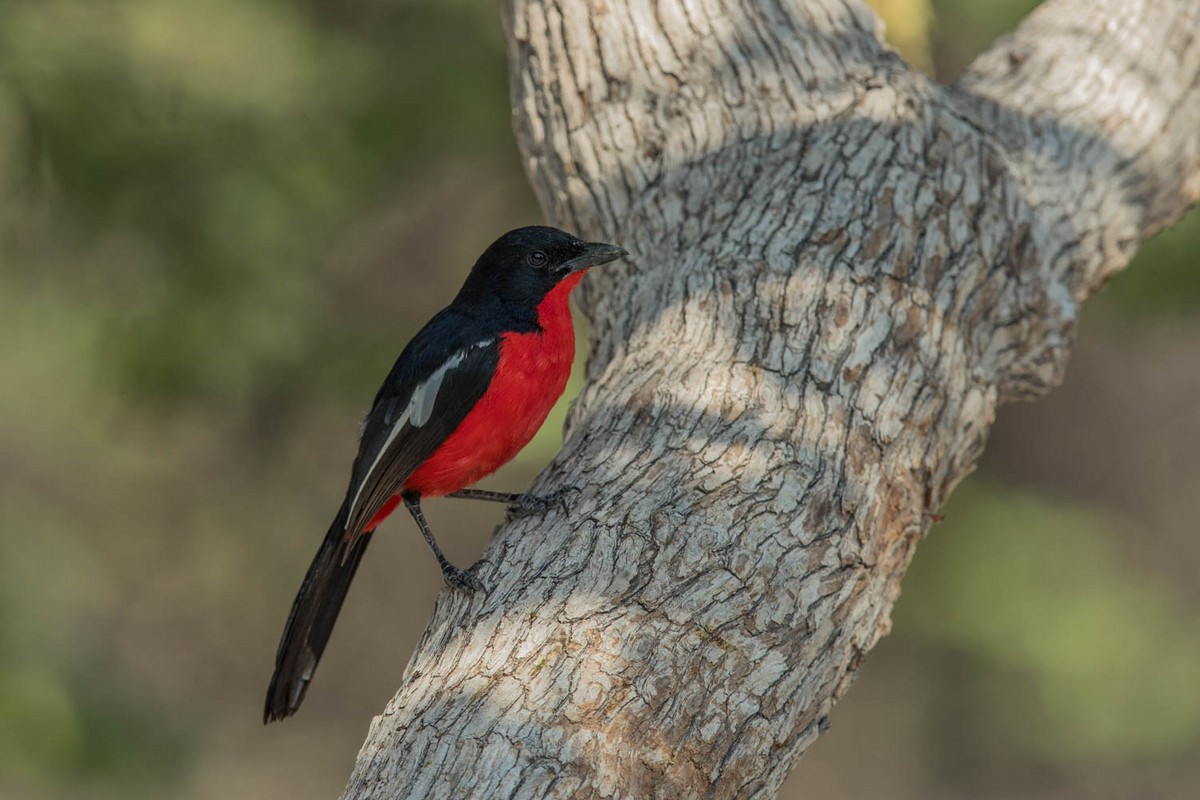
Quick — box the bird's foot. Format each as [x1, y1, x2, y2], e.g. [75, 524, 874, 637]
[506, 486, 580, 520]
[442, 564, 485, 594]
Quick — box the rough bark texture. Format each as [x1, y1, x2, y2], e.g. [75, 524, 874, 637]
[343, 1, 1200, 797]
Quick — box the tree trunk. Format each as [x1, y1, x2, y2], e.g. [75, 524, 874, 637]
[342, 1, 1200, 797]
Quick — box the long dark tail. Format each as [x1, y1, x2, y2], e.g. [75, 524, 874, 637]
[264, 501, 373, 723]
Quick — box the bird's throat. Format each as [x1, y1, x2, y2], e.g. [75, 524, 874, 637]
[536, 269, 586, 336]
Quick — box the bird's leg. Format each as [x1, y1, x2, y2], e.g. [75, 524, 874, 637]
[401, 493, 482, 593]
[446, 488, 523, 505]
[448, 486, 579, 517]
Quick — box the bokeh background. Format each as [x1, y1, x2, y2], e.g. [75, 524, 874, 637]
[1, 1, 1197, 798]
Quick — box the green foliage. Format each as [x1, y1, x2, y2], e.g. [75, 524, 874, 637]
[903, 486, 1200, 761]
[0, 666, 83, 780]
[0, 662, 187, 791]
[0, 0, 517, 401]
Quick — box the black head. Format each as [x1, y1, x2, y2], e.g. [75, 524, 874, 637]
[455, 226, 626, 308]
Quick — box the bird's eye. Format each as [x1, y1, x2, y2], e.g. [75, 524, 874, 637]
[527, 250, 548, 268]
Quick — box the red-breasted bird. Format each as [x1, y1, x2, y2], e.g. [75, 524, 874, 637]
[264, 226, 626, 722]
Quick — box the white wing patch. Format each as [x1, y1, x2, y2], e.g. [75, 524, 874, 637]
[408, 351, 461, 428]
[346, 338, 493, 527]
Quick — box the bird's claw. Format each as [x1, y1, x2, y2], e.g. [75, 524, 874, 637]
[443, 565, 485, 594]
[506, 486, 580, 520]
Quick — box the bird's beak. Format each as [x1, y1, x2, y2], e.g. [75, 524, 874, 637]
[561, 241, 628, 275]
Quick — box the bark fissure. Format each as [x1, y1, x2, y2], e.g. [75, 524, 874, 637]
[342, 0, 1200, 797]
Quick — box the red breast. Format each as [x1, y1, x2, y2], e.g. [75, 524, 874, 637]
[399, 271, 586, 498]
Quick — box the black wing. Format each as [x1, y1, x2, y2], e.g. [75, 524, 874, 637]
[342, 316, 500, 545]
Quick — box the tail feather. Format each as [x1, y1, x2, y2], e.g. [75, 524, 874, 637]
[264, 502, 373, 723]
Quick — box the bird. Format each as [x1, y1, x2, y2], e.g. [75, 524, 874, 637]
[264, 225, 627, 723]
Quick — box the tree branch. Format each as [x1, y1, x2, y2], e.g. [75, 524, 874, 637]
[340, 1, 1200, 797]
[950, 0, 1200, 397]
[959, 0, 1200, 242]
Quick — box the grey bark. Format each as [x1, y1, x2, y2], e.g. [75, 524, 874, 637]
[342, 0, 1200, 797]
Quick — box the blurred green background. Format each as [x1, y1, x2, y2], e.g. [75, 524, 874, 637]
[0, 1, 1196, 798]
